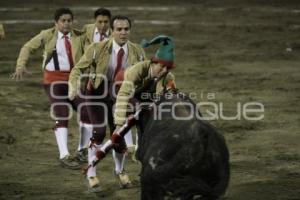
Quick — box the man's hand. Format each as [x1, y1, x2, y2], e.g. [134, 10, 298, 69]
[111, 125, 123, 144]
[0, 24, 5, 40]
[68, 89, 77, 101]
[10, 67, 32, 80]
[111, 128, 127, 154]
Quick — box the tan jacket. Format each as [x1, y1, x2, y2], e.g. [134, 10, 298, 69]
[82, 24, 112, 50]
[114, 60, 175, 126]
[68, 38, 146, 96]
[16, 27, 85, 69]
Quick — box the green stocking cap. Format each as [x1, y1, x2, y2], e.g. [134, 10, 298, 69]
[141, 35, 175, 68]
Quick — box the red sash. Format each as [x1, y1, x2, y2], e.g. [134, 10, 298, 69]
[43, 70, 70, 84]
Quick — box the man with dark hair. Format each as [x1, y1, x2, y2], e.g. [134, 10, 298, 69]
[110, 15, 131, 30]
[11, 7, 92, 169]
[82, 7, 112, 49]
[94, 7, 111, 19]
[68, 15, 145, 191]
[54, 7, 74, 21]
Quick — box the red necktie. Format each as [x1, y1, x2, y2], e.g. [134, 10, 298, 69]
[100, 33, 105, 41]
[114, 48, 124, 79]
[63, 35, 74, 68]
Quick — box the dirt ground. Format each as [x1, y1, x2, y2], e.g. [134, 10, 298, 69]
[0, 0, 299, 199]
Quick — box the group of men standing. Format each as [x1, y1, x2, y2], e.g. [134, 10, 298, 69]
[11, 7, 176, 192]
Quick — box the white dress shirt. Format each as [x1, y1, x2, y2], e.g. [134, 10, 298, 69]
[46, 31, 72, 71]
[93, 28, 110, 43]
[106, 39, 129, 81]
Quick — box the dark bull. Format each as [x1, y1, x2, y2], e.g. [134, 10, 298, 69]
[89, 90, 230, 200]
[135, 91, 230, 200]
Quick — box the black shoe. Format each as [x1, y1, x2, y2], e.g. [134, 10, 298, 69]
[59, 154, 81, 169]
[76, 148, 88, 163]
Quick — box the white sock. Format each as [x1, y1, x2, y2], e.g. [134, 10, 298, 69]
[124, 129, 134, 147]
[112, 150, 125, 174]
[135, 132, 138, 151]
[78, 122, 93, 151]
[54, 127, 69, 159]
[113, 103, 134, 148]
[87, 143, 102, 178]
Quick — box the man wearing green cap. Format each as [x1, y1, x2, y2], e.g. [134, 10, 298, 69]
[114, 35, 176, 131]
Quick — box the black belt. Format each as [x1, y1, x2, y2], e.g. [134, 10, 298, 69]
[52, 48, 60, 71]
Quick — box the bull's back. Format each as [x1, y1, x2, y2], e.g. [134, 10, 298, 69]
[139, 101, 230, 198]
